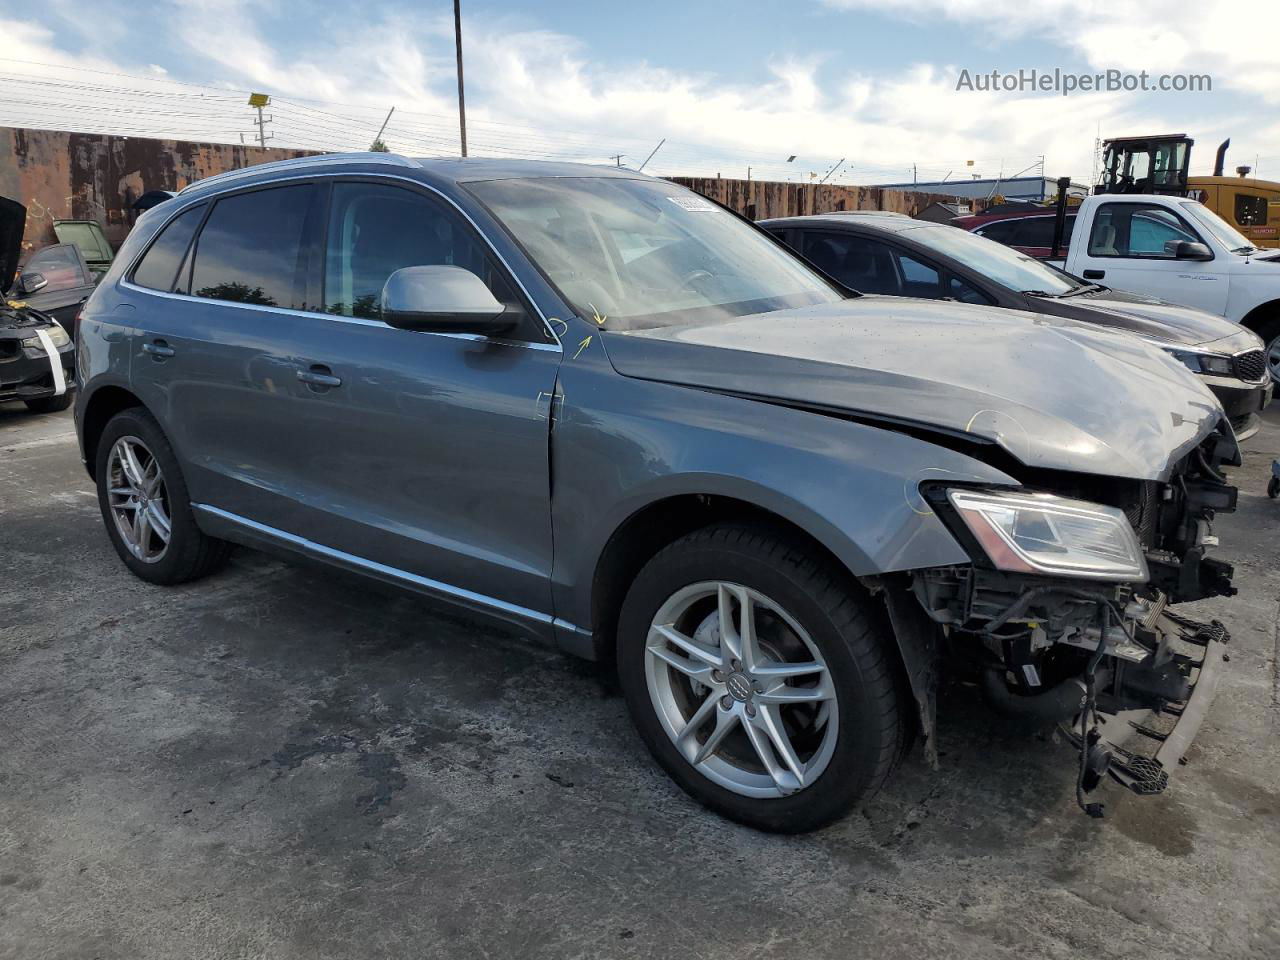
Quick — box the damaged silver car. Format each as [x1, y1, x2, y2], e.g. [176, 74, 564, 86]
[75, 156, 1238, 832]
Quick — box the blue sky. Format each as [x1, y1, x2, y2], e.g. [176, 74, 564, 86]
[1, 0, 1275, 186]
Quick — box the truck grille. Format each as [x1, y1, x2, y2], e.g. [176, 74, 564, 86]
[1233, 349, 1267, 382]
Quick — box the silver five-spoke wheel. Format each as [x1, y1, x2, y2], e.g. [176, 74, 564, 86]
[1267, 332, 1280, 386]
[106, 436, 172, 563]
[645, 581, 838, 798]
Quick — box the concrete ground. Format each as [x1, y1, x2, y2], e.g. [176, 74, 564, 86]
[1, 402, 1277, 960]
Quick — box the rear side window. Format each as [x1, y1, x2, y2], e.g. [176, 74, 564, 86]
[975, 219, 1018, 243]
[132, 204, 204, 292]
[1011, 217, 1056, 248]
[188, 185, 319, 309]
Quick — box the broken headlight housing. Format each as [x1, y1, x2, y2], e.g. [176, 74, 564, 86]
[947, 489, 1148, 582]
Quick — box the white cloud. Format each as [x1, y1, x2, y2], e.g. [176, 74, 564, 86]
[1, 2, 1276, 184]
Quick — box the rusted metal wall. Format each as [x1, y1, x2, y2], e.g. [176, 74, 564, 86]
[0, 127, 317, 255]
[668, 177, 991, 220]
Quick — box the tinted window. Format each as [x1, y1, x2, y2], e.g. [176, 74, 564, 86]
[132, 204, 204, 292]
[189, 185, 319, 308]
[948, 276, 991, 304]
[1089, 203, 1201, 258]
[22, 244, 89, 292]
[1235, 194, 1268, 226]
[896, 252, 941, 298]
[323, 182, 519, 323]
[800, 231, 899, 294]
[975, 220, 1018, 243]
[1011, 217, 1057, 248]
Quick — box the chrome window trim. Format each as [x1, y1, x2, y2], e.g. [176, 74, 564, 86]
[193, 503, 585, 631]
[133, 169, 563, 349]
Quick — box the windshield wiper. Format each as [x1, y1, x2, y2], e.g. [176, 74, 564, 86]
[1059, 283, 1106, 297]
[1231, 245, 1257, 254]
[1021, 289, 1066, 298]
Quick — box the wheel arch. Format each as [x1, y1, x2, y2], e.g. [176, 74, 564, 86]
[1239, 298, 1280, 334]
[80, 383, 151, 481]
[588, 488, 874, 668]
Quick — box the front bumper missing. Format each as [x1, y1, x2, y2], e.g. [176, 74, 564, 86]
[1065, 611, 1227, 798]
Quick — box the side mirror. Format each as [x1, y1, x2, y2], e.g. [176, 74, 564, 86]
[380, 265, 515, 334]
[1175, 241, 1213, 261]
[19, 272, 47, 295]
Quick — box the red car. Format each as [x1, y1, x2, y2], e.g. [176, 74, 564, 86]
[950, 205, 1077, 259]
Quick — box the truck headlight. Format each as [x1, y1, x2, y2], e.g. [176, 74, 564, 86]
[20, 324, 70, 349]
[947, 489, 1148, 581]
[1167, 347, 1233, 377]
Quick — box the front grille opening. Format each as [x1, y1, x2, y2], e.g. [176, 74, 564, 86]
[1233, 349, 1266, 382]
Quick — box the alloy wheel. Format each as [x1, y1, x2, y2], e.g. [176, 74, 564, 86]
[644, 581, 839, 798]
[106, 436, 172, 563]
[1268, 332, 1280, 386]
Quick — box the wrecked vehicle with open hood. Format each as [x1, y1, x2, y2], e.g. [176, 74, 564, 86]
[1, 196, 75, 413]
[75, 157, 1238, 832]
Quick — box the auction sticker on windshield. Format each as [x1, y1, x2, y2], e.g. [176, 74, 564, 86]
[667, 196, 718, 212]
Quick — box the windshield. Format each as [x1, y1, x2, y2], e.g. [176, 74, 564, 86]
[1180, 200, 1255, 252]
[901, 223, 1079, 296]
[467, 177, 844, 329]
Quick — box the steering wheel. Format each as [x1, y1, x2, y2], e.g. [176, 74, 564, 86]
[679, 268, 715, 291]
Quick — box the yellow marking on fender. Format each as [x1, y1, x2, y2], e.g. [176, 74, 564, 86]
[572, 336, 592, 360]
[588, 303, 607, 326]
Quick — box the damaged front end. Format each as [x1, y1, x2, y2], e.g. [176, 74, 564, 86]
[903, 423, 1238, 815]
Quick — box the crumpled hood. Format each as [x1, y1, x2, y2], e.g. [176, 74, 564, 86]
[1054, 288, 1246, 347]
[604, 298, 1225, 481]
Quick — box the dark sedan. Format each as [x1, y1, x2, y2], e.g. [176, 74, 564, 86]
[762, 212, 1271, 439]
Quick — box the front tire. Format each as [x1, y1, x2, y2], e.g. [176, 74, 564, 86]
[617, 523, 907, 833]
[1254, 314, 1280, 387]
[95, 407, 231, 585]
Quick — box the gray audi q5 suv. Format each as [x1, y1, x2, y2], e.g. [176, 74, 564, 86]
[76, 154, 1239, 831]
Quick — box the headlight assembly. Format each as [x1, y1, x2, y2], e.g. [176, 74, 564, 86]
[20, 323, 70, 349]
[1167, 347, 1233, 377]
[947, 489, 1148, 582]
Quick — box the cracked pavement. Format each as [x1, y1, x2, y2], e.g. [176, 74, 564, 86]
[1, 403, 1277, 960]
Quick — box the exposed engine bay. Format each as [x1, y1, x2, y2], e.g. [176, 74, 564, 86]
[900, 423, 1239, 816]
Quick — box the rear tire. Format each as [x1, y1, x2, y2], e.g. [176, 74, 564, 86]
[95, 407, 231, 585]
[617, 523, 907, 833]
[24, 392, 72, 414]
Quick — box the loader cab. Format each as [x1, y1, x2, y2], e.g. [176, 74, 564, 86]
[1095, 135, 1193, 197]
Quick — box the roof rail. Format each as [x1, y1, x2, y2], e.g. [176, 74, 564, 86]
[178, 152, 419, 195]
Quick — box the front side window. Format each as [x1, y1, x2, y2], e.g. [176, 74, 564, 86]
[322, 182, 519, 324]
[896, 252, 941, 297]
[132, 204, 204, 292]
[891, 223, 1078, 296]
[21, 244, 89, 292]
[188, 185, 319, 309]
[800, 231, 898, 294]
[468, 177, 842, 330]
[947, 276, 991, 304]
[1088, 203, 1202, 259]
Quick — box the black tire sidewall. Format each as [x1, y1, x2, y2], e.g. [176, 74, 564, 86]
[94, 408, 211, 585]
[617, 528, 900, 833]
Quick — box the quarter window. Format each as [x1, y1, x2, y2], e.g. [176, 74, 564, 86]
[132, 204, 205, 292]
[322, 182, 521, 325]
[947, 276, 991, 304]
[1235, 194, 1268, 227]
[188, 185, 320, 309]
[896, 252, 941, 297]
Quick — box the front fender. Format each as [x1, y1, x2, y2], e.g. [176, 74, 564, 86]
[549, 365, 1018, 645]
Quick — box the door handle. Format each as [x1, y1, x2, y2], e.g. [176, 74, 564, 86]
[1082, 269, 1106, 280]
[142, 339, 176, 358]
[296, 365, 342, 389]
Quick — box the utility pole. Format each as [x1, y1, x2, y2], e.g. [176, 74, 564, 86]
[248, 92, 272, 148]
[609, 154, 624, 167]
[454, 0, 468, 157]
[637, 138, 666, 172]
[370, 106, 395, 151]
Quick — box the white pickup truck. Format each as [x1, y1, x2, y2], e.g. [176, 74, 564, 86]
[1048, 193, 1280, 381]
